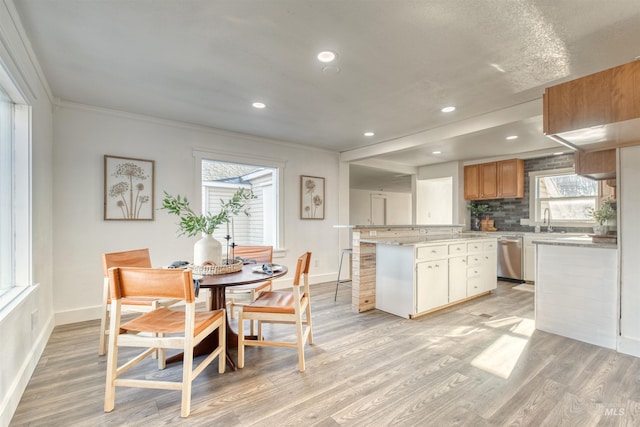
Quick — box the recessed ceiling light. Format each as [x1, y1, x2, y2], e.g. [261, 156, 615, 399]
[506, 135, 518, 140]
[317, 51, 336, 63]
[252, 102, 266, 109]
[432, 151, 442, 155]
[441, 106, 456, 113]
[364, 131, 375, 137]
[553, 152, 564, 155]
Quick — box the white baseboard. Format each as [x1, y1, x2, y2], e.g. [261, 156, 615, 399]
[1, 314, 54, 427]
[618, 336, 640, 357]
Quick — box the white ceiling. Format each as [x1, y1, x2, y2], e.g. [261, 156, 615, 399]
[13, 1, 640, 191]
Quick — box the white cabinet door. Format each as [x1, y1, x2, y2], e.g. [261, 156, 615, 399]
[479, 250, 497, 292]
[416, 260, 448, 312]
[448, 256, 467, 301]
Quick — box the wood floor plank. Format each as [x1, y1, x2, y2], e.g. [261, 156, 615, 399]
[10, 281, 640, 426]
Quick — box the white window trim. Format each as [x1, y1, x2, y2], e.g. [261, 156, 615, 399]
[0, 64, 32, 309]
[527, 167, 598, 228]
[193, 148, 286, 250]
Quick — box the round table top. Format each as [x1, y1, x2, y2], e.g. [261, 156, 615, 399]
[197, 263, 288, 288]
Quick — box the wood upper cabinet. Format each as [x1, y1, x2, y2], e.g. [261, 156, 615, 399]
[479, 162, 497, 199]
[543, 60, 640, 148]
[575, 148, 616, 180]
[463, 164, 480, 199]
[497, 159, 524, 198]
[464, 159, 524, 200]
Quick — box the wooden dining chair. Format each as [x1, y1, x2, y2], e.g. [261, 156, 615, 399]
[99, 249, 180, 361]
[225, 245, 273, 332]
[238, 252, 313, 372]
[104, 267, 226, 418]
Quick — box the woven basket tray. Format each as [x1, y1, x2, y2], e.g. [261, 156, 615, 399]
[191, 260, 243, 275]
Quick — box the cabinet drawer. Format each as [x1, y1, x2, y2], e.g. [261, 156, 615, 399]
[467, 266, 483, 278]
[483, 241, 497, 252]
[467, 254, 482, 267]
[449, 243, 467, 255]
[416, 245, 447, 260]
[467, 241, 483, 253]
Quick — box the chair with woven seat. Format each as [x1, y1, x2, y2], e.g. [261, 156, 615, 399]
[104, 267, 226, 418]
[225, 245, 273, 334]
[99, 248, 180, 360]
[238, 251, 313, 372]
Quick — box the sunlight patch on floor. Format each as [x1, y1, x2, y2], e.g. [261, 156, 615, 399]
[471, 334, 529, 379]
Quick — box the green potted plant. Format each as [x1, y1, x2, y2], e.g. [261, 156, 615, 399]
[161, 188, 255, 265]
[586, 197, 616, 235]
[467, 203, 490, 231]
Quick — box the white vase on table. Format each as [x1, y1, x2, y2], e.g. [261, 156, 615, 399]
[194, 234, 222, 266]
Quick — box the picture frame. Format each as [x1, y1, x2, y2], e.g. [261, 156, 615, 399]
[104, 155, 155, 221]
[300, 175, 325, 220]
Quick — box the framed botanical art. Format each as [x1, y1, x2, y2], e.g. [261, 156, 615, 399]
[104, 155, 155, 220]
[300, 175, 325, 220]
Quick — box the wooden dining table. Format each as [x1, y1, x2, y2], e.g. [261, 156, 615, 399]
[166, 263, 288, 370]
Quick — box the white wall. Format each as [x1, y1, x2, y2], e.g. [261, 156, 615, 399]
[349, 189, 411, 225]
[416, 177, 453, 224]
[618, 146, 640, 357]
[52, 103, 340, 324]
[0, 3, 55, 425]
[417, 161, 465, 226]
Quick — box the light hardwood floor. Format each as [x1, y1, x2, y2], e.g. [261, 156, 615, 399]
[10, 281, 640, 426]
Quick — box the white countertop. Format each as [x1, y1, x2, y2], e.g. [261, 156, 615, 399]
[360, 234, 493, 246]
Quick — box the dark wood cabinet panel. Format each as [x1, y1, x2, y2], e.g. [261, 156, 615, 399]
[575, 149, 616, 180]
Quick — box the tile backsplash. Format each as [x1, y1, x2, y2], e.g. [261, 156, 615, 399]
[473, 154, 593, 233]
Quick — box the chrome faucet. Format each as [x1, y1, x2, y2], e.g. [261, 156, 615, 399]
[543, 208, 553, 232]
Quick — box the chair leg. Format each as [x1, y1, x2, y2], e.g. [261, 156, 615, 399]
[238, 310, 245, 369]
[99, 305, 109, 356]
[295, 314, 306, 372]
[306, 303, 314, 345]
[218, 316, 226, 374]
[104, 308, 120, 412]
[157, 333, 166, 370]
[181, 341, 194, 417]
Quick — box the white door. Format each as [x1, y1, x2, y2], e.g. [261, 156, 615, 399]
[371, 195, 386, 225]
[416, 177, 453, 224]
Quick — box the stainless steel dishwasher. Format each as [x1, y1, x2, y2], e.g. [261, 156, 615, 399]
[497, 235, 524, 281]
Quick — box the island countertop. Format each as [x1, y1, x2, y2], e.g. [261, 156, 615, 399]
[360, 234, 491, 246]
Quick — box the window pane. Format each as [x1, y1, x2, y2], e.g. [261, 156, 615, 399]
[202, 159, 277, 247]
[540, 199, 596, 221]
[535, 172, 598, 222]
[0, 89, 13, 292]
[537, 175, 597, 198]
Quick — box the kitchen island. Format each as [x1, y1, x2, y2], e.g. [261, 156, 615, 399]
[372, 235, 497, 319]
[534, 236, 618, 349]
[336, 224, 498, 316]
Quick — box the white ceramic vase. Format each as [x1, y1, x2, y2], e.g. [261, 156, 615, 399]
[593, 225, 609, 235]
[193, 234, 222, 266]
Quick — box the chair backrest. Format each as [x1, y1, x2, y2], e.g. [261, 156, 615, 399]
[230, 246, 273, 264]
[102, 248, 152, 277]
[108, 267, 195, 303]
[293, 252, 312, 287]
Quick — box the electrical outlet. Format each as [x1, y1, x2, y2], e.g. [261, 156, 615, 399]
[369, 230, 377, 237]
[314, 259, 319, 268]
[419, 228, 427, 235]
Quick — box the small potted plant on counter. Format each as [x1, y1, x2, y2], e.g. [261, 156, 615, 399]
[467, 202, 490, 231]
[587, 196, 616, 235]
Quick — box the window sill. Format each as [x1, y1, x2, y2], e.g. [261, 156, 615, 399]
[0, 284, 34, 323]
